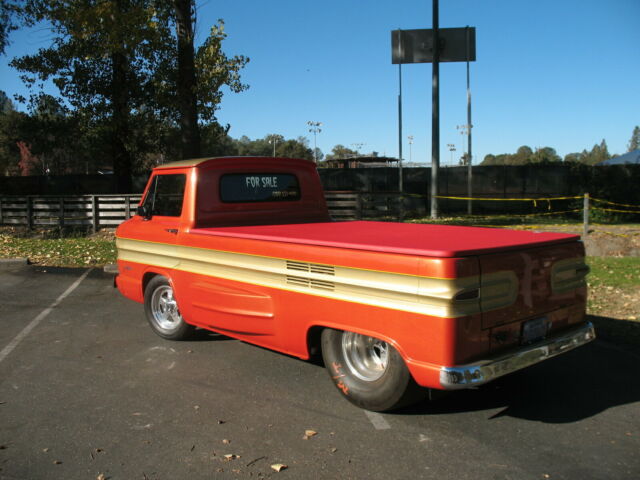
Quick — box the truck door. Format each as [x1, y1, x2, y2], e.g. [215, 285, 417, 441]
[128, 172, 187, 271]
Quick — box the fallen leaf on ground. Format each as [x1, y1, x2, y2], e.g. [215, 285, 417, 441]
[224, 454, 240, 461]
[271, 463, 288, 472]
[53, 460, 62, 465]
[222, 439, 230, 444]
[303, 429, 318, 439]
[97, 474, 106, 480]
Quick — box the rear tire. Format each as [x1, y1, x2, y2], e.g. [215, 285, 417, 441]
[144, 275, 194, 340]
[321, 328, 425, 411]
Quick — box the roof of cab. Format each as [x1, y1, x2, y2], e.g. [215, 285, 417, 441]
[154, 156, 315, 170]
[154, 157, 219, 169]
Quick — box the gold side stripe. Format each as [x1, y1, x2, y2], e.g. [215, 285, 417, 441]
[117, 234, 453, 280]
[116, 237, 483, 318]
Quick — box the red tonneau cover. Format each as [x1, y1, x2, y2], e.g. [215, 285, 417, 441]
[191, 221, 579, 258]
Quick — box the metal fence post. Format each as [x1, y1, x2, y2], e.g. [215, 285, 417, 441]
[59, 197, 65, 228]
[356, 193, 363, 220]
[91, 195, 99, 233]
[125, 195, 131, 219]
[0, 197, 3, 226]
[583, 193, 589, 238]
[26, 196, 33, 230]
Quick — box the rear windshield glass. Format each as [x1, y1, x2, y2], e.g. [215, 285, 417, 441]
[220, 173, 301, 203]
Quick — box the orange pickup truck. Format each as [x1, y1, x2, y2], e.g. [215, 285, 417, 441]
[115, 156, 594, 411]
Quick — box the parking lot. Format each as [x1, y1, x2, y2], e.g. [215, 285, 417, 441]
[0, 264, 638, 480]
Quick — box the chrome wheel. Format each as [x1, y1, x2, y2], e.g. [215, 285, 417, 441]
[341, 332, 389, 382]
[150, 285, 182, 332]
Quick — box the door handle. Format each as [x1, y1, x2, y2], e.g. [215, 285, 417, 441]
[165, 228, 178, 234]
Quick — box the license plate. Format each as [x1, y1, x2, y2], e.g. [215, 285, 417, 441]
[522, 317, 548, 344]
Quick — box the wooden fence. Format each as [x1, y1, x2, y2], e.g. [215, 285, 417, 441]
[0, 195, 143, 231]
[0, 192, 383, 230]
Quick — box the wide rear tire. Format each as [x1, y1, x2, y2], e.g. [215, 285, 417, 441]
[321, 328, 425, 411]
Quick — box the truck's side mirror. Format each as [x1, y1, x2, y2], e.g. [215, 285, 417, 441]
[136, 205, 151, 219]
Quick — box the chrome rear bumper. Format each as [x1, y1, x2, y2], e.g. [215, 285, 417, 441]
[439, 322, 596, 389]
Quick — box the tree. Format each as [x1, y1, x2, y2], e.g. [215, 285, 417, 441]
[173, 0, 200, 158]
[563, 139, 610, 165]
[529, 146, 561, 164]
[0, 1, 19, 55]
[0, 90, 13, 114]
[17, 140, 39, 175]
[8, 1, 248, 187]
[325, 144, 358, 160]
[0, 100, 25, 175]
[514, 145, 533, 164]
[277, 136, 314, 161]
[628, 126, 640, 152]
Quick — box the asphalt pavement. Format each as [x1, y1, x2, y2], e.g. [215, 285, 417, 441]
[0, 265, 638, 480]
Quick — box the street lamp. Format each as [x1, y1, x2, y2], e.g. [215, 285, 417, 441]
[408, 135, 414, 163]
[447, 143, 456, 164]
[307, 121, 322, 163]
[351, 143, 365, 157]
[268, 135, 279, 157]
[456, 124, 472, 164]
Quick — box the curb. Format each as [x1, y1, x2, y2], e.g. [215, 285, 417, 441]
[103, 264, 119, 275]
[0, 257, 29, 271]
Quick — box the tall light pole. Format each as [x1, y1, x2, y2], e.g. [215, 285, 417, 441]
[268, 135, 279, 157]
[447, 143, 456, 164]
[408, 135, 414, 163]
[307, 121, 322, 163]
[351, 143, 365, 157]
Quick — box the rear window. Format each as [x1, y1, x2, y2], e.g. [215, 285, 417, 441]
[220, 173, 301, 203]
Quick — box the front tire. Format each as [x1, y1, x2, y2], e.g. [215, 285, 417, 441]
[321, 328, 425, 411]
[144, 275, 194, 340]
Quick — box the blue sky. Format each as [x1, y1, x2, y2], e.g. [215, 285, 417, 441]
[1, 0, 638, 165]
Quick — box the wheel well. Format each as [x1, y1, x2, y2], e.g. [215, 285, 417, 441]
[306, 326, 326, 359]
[142, 272, 160, 297]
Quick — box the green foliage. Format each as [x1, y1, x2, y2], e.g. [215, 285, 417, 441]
[587, 257, 640, 289]
[563, 139, 610, 165]
[325, 144, 359, 160]
[628, 126, 640, 152]
[481, 145, 560, 165]
[4, 1, 249, 180]
[0, 0, 19, 55]
[226, 134, 315, 161]
[195, 20, 249, 124]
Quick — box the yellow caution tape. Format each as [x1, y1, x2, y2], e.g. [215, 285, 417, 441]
[434, 195, 582, 202]
[590, 197, 640, 209]
[591, 206, 640, 214]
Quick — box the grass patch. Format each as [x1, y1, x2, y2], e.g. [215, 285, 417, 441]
[0, 228, 116, 267]
[586, 256, 640, 288]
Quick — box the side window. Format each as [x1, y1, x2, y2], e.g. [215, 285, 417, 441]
[142, 174, 186, 217]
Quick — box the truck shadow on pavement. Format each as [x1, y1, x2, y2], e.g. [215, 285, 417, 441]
[401, 333, 640, 424]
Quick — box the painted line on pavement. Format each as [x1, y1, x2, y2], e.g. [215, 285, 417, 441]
[364, 410, 391, 430]
[0, 268, 92, 364]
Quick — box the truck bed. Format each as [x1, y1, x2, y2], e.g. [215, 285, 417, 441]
[190, 221, 579, 258]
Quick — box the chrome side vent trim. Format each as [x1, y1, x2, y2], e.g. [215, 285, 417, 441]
[286, 260, 335, 276]
[286, 275, 335, 291]
[310, 279, 335, 291]
[286, 261, 310, 272]
[286, 275, 309, 288]
[310, 264, 335, 276]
